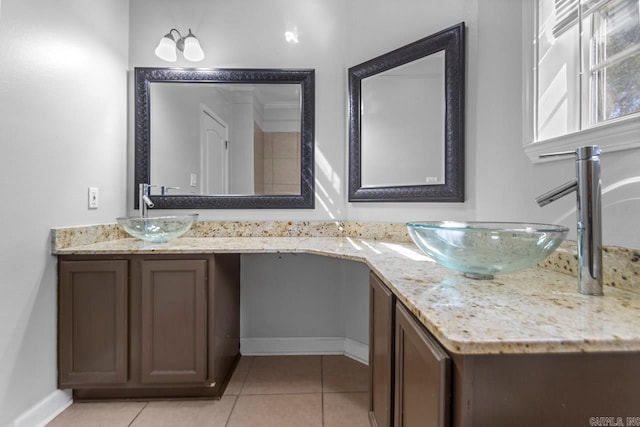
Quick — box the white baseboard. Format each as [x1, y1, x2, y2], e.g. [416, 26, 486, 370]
[344, 338, 369, 365]
[12, 389, 72, 427]
[241, 337, 369, 365]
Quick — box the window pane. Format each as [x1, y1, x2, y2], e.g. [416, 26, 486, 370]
[591, 0, 640, 122]
[537, 0, 581, 140]
[599, 0, 639, 57]
[601, 52, 640, 119]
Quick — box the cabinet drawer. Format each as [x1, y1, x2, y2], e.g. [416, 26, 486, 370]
[395, 303, 450, 427]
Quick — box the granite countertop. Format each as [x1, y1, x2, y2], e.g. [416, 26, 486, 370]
[51, 221, 640, 356]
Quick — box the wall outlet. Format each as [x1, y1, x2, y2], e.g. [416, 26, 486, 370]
[88, 187, 99, 209]
[190, 173, 198, 187]
[425, 177, 440, 184]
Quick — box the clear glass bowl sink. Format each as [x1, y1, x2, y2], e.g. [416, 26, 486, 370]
[406, 221, 569, 279]
[116, 214, 198, 243]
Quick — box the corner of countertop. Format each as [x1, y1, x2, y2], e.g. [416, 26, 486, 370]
[51, 223, 128, 253]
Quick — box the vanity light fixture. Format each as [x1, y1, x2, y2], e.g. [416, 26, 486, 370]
[154, 28, 205, 62]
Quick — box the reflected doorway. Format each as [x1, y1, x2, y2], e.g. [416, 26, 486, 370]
[200, 107, 229, 195]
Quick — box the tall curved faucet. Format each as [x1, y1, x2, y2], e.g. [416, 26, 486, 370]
[535, 146, 603, 296]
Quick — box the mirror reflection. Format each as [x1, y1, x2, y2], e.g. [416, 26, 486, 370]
[360, 52, 445, 187]
[150, 83, 302, 196]
[134, 67, 315, 210]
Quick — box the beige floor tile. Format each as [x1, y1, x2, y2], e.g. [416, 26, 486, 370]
[241, 355, 321, 394]
[46, 402, 146, 427]
[129, 397, 236, 427]
[322, 355, 368, 392]
[323, 392, 370, 427]
[227, 393, 322, 427]
[224, 356, 254, 395]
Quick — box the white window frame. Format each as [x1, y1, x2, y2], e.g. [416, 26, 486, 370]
[522, 0, 640, 163]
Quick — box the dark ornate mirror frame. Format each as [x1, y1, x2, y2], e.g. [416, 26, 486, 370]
[134, 67, 315, 209]
[348, 22, 465, 202]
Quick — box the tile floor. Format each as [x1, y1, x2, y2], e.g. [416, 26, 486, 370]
[47, 355, 370, 427]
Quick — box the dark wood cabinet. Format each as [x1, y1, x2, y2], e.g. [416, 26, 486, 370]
[58, 260, 128, 387]
[139, 259, 208, 384]
[369, 272, 395, 427]
[394, 303, 450, 427]
[451, 352, 640, 426]
[369, 272, 450, 427]
[58, 254, 241, 400]
[208, 254, 242, 391]
[368, 271, 640, 427]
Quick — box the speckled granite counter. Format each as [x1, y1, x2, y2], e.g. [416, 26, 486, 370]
[51, 221, 640, 356]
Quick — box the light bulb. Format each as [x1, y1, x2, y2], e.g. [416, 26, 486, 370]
[183, 36, 205, 62]
[155, 35, 177, 62]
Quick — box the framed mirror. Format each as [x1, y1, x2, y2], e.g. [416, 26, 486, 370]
[134, 67, 315, 209]
[348, 22, 465, 202]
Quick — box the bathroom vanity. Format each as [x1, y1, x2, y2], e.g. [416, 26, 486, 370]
[57, 253, 240, 399]
[52, 221, 640, 426]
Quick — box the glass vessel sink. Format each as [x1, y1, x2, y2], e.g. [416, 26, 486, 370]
[406, 221, 569, 279]
[116, 214, 198, 243]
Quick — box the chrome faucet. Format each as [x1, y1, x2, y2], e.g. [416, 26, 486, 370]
[535, 145, 603, 296]
[139, 183, 155, 218]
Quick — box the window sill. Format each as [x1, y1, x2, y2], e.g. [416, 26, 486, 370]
[524, 117, 640, 163]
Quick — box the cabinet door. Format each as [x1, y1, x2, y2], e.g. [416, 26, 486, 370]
[369, 272, 395, 427]
[140, 259, 207, 384]
[58, 260, 128, 387]
[395, 303, 450, 427]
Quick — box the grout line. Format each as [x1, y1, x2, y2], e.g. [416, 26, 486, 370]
[320, 355, 325, 427]
[225, 355, 254, 426]
[238, 356, 255, 395]
[322, 390, 369, 394]
[224, 395, 239, 427]
[128, 401, 149, 426]
[228, 392, 324, 396]
[235, 391, 323, 397]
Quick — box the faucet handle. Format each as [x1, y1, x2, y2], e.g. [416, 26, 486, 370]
[539, 150, 575, 159]
[539, 145, 602, 160]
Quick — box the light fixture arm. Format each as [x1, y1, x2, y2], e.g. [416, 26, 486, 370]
[163, 29, 183, 51]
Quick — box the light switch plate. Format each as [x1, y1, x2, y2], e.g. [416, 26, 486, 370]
[88, 187, 99, 209]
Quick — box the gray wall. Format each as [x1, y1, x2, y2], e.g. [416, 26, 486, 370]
[0, 0, 129, 424]
[240, 254, 370, 359]
[151, 84, 205, 194]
